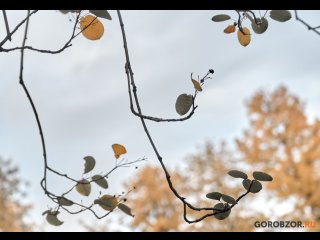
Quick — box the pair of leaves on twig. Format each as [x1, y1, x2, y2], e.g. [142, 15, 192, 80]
[93, 195, 134, 217]
[212, 10, 292, 47]
[83, 144, 127, 175]
[206, 170, 273, 220]
[44, 143, 133, 226]
[175, 78, 204, 116]
[89, 194, 133, 217]
[76, 144, 127, 196]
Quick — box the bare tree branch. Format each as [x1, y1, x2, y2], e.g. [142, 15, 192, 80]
[0, 10, 38, 47]
[2, 10, 11, 41]
[294, 10, 320, 36]
[15, 10, 145, 220]
[117, 10, 252, 224]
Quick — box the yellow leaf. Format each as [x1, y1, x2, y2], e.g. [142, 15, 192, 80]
[80, 15, 104, 41]
[191, 79, 202, 92]
[94, 194, 118, 211]
[112, 144, 127, 159]
[237, 27, 251, 47]
[224, 25, 235, 34]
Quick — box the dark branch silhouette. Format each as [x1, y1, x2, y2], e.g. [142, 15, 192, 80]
[15, 10, 144, 220]
[116, 10, 253, 223]
[294, 10, 320, 36]
[2, 9, 285, 225]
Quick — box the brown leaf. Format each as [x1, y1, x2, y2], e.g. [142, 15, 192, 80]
[224, 25, 236, 34]
[191, 79, 202, 92]
[237, 27, 251, 47]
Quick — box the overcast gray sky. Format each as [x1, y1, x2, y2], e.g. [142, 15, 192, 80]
[0, 10, 320, 232]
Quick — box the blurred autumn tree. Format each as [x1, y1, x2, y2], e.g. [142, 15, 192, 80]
[0, 157, 32, 232]
[84, 85, 320, 232]
[236, 85, 320, 230]
[97, 142, 266, 232]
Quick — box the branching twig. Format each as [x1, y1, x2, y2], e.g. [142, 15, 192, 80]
[294, 10, 320, 36]
[117, 10, 252, 224]
[15, 10, 145, 220]
[1, 11, 83, 54]
[0, 11, 100, 55]
[0, 10, 38, 47]
[2, 10, 11, 41]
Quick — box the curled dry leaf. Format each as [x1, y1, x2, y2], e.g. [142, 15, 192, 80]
[112, 144, 127, 159]
[80, 15, 104, 40]
[191, 79, 202, 92]
[224, 25, 236, 33]
[46, 211, 64, 226]
[83, 156, 96, 174]
[237, 27, 251, 47]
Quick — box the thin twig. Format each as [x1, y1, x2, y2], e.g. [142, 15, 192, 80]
[0, 10, 38, 47]
[18, 10, 49, 193]
[2, 10, 11, 41]
[117, 10, 251, 224]
[294, 10, 320, 36]
[1, 11, 84, 54]
[16, 10, 144, 220]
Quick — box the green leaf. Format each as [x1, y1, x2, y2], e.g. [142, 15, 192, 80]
[221, 194, 237, 205]
[251, 17, 268, 34]
[242, 179, 262, 193]
[57, 196, 74, 206]
[228, 170, 248, 179]
[92, 175, 108, 189]
[46, 211, 63, 226]
[83, 156, 96, 174]
[211, 14, 231, 22]
[89, 10, 112, 20]
[213, 203, 231, 220]
[175, 94, 193, 116]
[253, 171, 273, 181]
[270, 10, 292, 22]
[206, 192, 222, 200]
[76, 179, 91, 196]
[118, 203, 134, 217]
